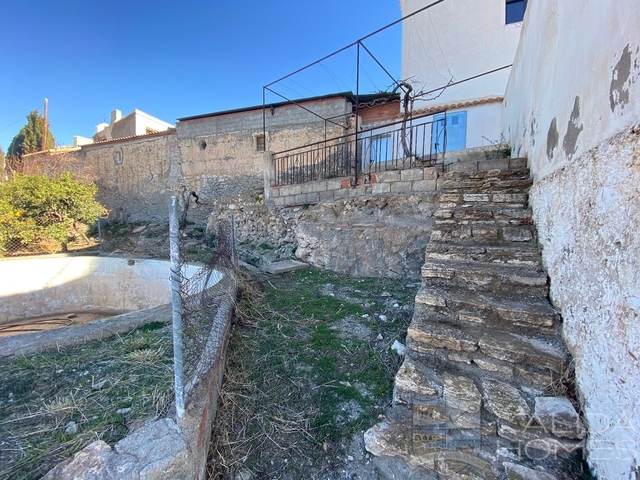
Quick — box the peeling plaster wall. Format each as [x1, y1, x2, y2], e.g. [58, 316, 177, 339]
[502, 1, 640, 477]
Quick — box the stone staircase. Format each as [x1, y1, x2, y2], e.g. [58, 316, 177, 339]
[364, 160, 586, 480]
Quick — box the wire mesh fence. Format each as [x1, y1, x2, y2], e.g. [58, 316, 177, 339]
[169, 196, 237, 417]
[0, 214, 102, 257]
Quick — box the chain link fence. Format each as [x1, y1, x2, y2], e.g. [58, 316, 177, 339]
[168, 196, 237, 417]
[0, 214, 102, 257]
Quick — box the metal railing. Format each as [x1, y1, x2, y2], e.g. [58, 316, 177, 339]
[271, 112, 447, 187]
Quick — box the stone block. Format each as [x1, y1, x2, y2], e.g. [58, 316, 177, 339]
[503, 462, 558, 480]
[306, 192, 320, 203]
[481, 379, 531, 427]
[285, 184, 302, 196]
[534, 397, 586, 439]
[443, 374, 482, 429]
[463, 193, 490, 202]
[326, 178, 343, 190]
[498, 423, 584, 459]
[268, 187, 280, 198]
[372, 182, 391, 194]
[504, 227, 534, 242]
[472, 356, 514, 377]
[294, 194, 307, 205]
[271, 197, 285, 207]
[390, 181, 412, 194]
[318, 190, 334, 202]
[394, 360, 440, 398]
[349, 185, 368, 198]
[478, 332, 565, 373]
[300, 182, 319, 194]
[424, 167, 437, 180]
[412, 179, 437, 191]
[494, 193, 528, 203]
[333, 188, 349, 200]
[401, 168, 424, 181]
[408, 321, 477, 353]
[440, 193, 461, 203]
[377, 170, 401, 182]
[471, 227, 499, 239]
[311, 180, 328, 192]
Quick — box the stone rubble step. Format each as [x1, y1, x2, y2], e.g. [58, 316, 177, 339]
[441, 175, 532, 190]
[414, 288, 559, 334]
[434, 203, 533, 223]
[261, 260, 309, 274]
[436, 191, 530, 206]
[445, 157, 528, 173]
[431, 223, 536, 245]
[425, 243, 541, 266]
[406, 312, 568, 375]
[421, 260, 548, 297]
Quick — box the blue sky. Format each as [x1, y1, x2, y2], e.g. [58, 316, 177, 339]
[0, 1, 402, 150]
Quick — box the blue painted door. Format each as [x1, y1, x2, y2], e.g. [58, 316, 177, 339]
[432, 111, 467, 153]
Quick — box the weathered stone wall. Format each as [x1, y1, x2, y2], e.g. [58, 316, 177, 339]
[173, 98, 351, 223]
[502, 1, 640, 477]
[82, 132, 176, 223]
[206, 179, 440, 279]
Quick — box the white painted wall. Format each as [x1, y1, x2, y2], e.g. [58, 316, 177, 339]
[400, 0, 522, 148]
[502, 1, 640, 179]
[0, 256, 220, 322]
[502, 1, 640, 478]
[133, 109, 174, 136]
[464, 102, 504, 148]
[400, 0, 522, 108]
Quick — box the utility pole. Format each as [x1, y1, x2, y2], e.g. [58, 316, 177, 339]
[41, 98, 48, 151]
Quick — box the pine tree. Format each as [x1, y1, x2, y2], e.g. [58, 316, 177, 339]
[7, 111, 55, 158]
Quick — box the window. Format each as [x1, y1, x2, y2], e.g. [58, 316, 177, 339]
[255, 134, 265, 152]
[506, 0, 527, 24]
[114, 151, 123, 164]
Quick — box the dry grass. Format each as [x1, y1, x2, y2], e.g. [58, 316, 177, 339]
[207, 268, 418, 480]
[0, 322, 174, 480]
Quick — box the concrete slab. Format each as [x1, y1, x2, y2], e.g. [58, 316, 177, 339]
[262, 260, 309, 275]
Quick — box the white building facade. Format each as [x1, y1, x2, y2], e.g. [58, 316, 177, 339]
[399, 0, 525, 151]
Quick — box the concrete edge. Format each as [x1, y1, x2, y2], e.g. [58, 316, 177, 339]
[0, 305, 172, 359]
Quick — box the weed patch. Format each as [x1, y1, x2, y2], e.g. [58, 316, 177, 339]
[208, 268, 418, 480]
[0, 324, 174, 479]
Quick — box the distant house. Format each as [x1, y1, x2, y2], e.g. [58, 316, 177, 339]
[93, 109, 174, 142]
[399, 0, 525, 151]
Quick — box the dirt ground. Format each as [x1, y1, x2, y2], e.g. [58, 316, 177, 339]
[207, 267, 419, 480]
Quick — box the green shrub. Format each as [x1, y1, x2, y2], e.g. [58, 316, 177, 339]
[0, 172, 104, 255]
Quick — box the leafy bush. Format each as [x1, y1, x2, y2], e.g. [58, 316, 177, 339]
[0, 173, 104, 255]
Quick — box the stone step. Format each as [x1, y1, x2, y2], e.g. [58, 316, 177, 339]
[445, 158, 528, 173]
[421, 261, 548, 297]
[425, 243, 541, 266]
[441, 176, 532, 192]
[436, 191, 529, 208]
[414, 287, 559, 334]
[431, 223, 535, 245]
[435, 204, 532, 223]
[407, 310, 568, 374]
